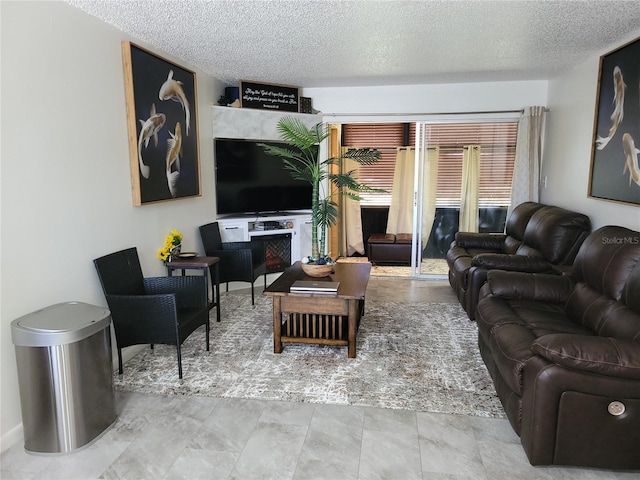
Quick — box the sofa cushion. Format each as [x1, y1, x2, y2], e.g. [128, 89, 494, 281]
[477, 296, 590, 395]
[503, 235, 523, 254]
[532, 334, 640, 380]
[571, 225, 640, 302]
[564, 227, 640, 338]
[454, 232, 506, 250]
[504, 202, 547, 250]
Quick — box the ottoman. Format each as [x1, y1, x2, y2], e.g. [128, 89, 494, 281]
[367, 233, 412, 265]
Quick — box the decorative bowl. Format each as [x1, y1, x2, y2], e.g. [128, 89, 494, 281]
[301, 263, 334, 277]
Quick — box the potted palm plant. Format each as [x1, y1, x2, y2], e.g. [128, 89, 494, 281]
[260, 116, 382, 276]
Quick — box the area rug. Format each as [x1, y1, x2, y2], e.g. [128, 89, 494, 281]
[114, 294, 505, 418]
[370, 259, 449, 277]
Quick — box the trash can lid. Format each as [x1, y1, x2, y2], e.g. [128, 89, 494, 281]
[11, 302, 111, 347]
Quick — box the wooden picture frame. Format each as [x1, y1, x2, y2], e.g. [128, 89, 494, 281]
[122, 42, 200, 205]
[588, 36, 640, 206]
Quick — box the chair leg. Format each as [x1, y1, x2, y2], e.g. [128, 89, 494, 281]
[264, 273, 267, 289]
[206, 319, 210, 351]
[118, 348, 123, 375]
[177, 344, 183, 379]
[251, 282, 255, 305]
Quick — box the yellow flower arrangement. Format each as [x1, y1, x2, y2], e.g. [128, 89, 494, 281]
[157, 229, 183, 262]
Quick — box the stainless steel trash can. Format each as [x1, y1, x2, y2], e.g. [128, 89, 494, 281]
[11, 302, 116, 454]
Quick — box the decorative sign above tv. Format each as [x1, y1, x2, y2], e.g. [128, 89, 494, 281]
[240, 80, 300, 112]
[121, 42, 201, 205]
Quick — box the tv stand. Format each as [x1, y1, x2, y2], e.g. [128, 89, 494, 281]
[253, 211, 298, 217]
[217, 213, 312, 262]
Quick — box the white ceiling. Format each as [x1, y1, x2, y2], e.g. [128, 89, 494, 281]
[67, 0, 640, 88]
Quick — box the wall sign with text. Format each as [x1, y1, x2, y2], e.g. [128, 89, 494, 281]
[240, 81, 300, 112]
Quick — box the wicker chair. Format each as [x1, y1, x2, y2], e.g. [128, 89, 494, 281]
[199, 222, 267, 305]
[93, 247, 209, 379]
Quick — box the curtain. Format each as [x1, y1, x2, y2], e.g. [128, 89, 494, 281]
[340, 147, 365, 256]
[510, 106, 547, 214]
[387, 147, 415, 234]
[459, 145, 481, 232]
[421, 146, 439, 248]
[328, 125, 341, 257]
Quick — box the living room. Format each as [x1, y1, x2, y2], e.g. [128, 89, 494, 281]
[2, 1, 640, 478]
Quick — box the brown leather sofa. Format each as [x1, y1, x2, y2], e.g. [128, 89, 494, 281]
[476, 225, 640, 469]
[447, 202, 591, 320]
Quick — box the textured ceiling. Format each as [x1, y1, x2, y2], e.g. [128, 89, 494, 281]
[66, 0, 640, 88]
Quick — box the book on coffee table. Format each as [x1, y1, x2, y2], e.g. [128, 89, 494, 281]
[290, 280, 340, 294]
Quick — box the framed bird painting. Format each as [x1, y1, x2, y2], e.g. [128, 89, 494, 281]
[122, 42, 200, 205]
[589, 36, 640, 206]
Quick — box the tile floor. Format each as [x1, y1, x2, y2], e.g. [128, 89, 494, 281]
[2, 278, 638, 479]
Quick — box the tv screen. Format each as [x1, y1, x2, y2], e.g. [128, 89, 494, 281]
[214, 138, 314, 216]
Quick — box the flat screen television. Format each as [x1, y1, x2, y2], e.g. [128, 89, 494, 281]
[214, 138, 315, 216]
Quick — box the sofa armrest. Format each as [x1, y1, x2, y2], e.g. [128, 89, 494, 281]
[532, 334, 640, 381]
[472, 253, 552, 273]
[485, 270, 574, 303]
[454, 232, 506, 250]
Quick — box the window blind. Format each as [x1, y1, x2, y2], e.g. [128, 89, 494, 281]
[342, 122, 517, 207]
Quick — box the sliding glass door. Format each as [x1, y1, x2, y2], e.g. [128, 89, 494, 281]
[338, 117, 518, 277]
[413, 120, 518, 277]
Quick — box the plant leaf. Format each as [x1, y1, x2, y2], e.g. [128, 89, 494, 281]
[342, 147, 381, 165]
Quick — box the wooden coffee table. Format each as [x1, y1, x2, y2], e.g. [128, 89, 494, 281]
[263, 261, 371, 358]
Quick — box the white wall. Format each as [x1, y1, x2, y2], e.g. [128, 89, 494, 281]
[304, 80, 548, 117]
[1, 1, 224, 448]
[542, 31, 640, 230]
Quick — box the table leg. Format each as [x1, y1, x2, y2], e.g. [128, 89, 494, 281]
[214, 262, 221, 322]
[202, 266, 210, 310]
[273, 297, 282, 354]
[348, 299, 357, 358]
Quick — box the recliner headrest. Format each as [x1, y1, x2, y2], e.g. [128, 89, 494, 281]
[572, 226, 640, 303]
[505, 202, 546, 240]
[522, 205, 591, 264]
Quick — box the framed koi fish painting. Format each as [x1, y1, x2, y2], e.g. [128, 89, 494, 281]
[589, 36, 640, 206]
[122, 42, 200, 205]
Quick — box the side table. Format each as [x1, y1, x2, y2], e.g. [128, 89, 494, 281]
[167, 256, 221, 322]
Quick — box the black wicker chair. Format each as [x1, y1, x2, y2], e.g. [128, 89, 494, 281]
[93, 247, 209, 379]
[199, 222, 267, 305]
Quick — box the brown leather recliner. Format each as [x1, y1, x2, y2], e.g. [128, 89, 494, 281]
[476, 225, 640, 469]
[447, 202, 591, 320]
